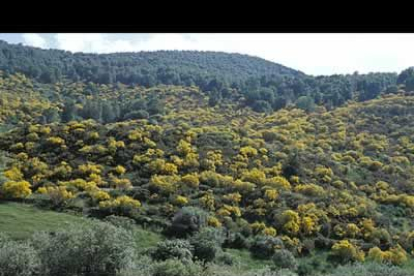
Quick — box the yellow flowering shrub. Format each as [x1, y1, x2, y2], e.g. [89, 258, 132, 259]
[331, 240, 365, 262]
[264, 176, 291, 190]
[99, 195, 141, 210]
[181, 173, 200, 188]
[200, 191, 215, 211]
[114, 165, 126, 175]
[222, 192, 242, 204]
[1, 180, 32, 199]
[174, 195, 188, 206]
[264, 189, 278, 201]
[3, 166, 24, 181]
[38, 186, 74, 205]
[207, 216, 222, 227]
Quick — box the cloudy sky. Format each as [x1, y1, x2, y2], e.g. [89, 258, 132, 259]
[0, 33, 413, 76]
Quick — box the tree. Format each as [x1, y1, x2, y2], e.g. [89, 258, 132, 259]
[296, 95, 315, 112]
[61, 100, 77, 122]
[252, 100, 272, 113]
[41, 108, 60, 123]
[101, 101, 116, 123]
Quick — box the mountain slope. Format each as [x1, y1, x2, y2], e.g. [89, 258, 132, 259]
[0, 40, 303, 86]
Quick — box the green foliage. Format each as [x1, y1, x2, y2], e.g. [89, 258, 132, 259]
[250, 235, 285, 259]
[326, 262, 412, 276]
[150, 239, 193, 262]
[272, 249, 298, 271]
[296, 96, 315, 112]
[152, 259, 204, 276]
[167, 207, 209, 237]
[0, 234, 41, 276]
[32, 220, 135, 276]
[190, 231, 220, 263]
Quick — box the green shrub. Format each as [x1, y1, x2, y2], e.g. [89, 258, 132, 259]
[190, 234, 219, 263]
[326, 262, 411, 276]
[250, 235, 284, 259]
[0, 234, 41, 276]
[189, 227, 226, 263]
[272, 249, 298, 271]
[244, 267, 298, 276]
[150, 239, 193, 261]
[195, 227, 227, 246]
[104, 215, 136, 230]
[152, 259, 204, 276]
[152, 259, 190, 276]
[167, 207, 209, 237]
[32, 220, 135, 276]
[214, 251, 238, 266]
[120, 255, 154, 276]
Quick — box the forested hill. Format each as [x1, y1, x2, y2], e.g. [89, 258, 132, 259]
[0, 40, 407, 114]
[0, 40, 303, 87]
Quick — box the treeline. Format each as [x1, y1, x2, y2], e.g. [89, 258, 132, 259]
[60, 95, 164, 124]
[0, 40, 302, 88]
[235, 72, 398, 112]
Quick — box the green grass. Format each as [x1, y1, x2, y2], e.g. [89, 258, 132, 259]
[0, 201, 88, 240]
[225, 248, 272, 270]
[0, 201, 163, 248]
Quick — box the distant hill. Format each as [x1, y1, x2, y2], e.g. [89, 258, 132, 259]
[0, 40, 303, 87]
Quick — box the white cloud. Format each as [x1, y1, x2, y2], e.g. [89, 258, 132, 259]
[22, 33, 47, 48]
[16, 33, 414, 75]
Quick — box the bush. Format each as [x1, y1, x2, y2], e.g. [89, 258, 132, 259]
[152, 259, 190, 276]
[0, 234, 41, 276]
[250, 235, 284, 259]
[214, 251, 238, 266]
[244, 267, 298, 276]
[150, 239, 193, 261]
[225, 232, 249, 249]
[272, 249, 298, 271]
[329, 240, 365, 264]
[189, 226, 227, 262]
[194, 227, 227, 246]
[32, 220, 135, 276]
[327, 262, 411, 276]
[0, 180, 32, 199]
[167, 206, 209, 237]
[152, 259, 204, 276]
[120, 255, 154, 276]
[190, 232, 219, 263]
[104, 215, 136, 230]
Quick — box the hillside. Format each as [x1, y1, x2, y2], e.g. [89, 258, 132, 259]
[0, 40, 303, 86]
[2, 45, 414, 276]
[2, 80, 414, 274]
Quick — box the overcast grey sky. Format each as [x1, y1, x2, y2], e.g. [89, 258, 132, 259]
[0, 33, 412, 76]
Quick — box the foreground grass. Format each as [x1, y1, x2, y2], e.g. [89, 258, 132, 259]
[0, 201, 162, 248]
[0, 201, 88, 240]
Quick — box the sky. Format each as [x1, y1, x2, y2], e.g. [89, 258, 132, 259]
[0, 33, 413, 76]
